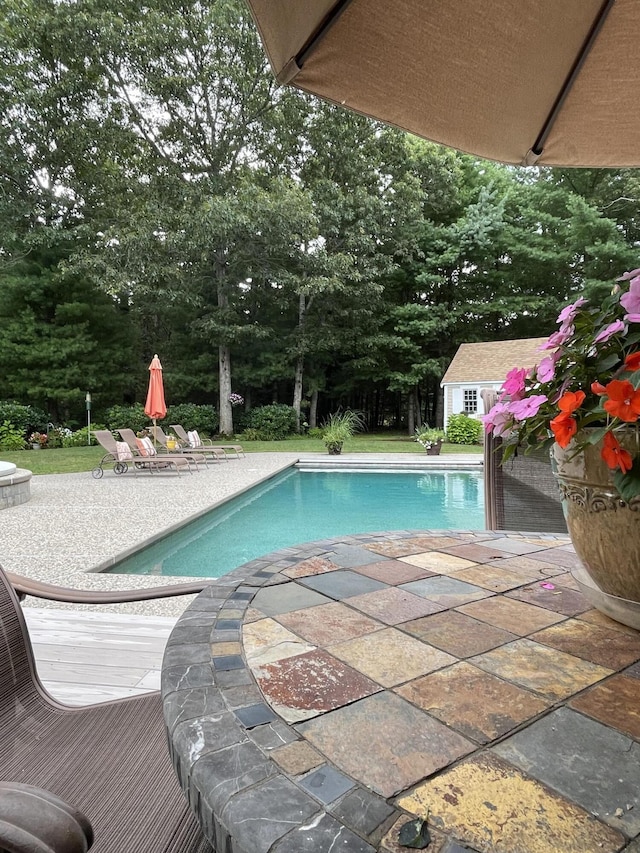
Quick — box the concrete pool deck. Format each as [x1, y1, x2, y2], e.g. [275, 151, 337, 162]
[0, 451, 481, 615]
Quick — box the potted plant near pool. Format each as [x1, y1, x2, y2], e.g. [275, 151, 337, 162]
[482, 267, 640, 625]
[321, 410, 365, 455]
[414, 426, 446, 455]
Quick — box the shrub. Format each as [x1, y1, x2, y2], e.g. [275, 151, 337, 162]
[164, 403, 217, 435]
[247, 404, 297, 440]
[446, 413, 483, 445]
[0, 401, 48, 435]
[307, 427, 325, 439]
[46, 427, 72, 449]
[238, 427, 262, 442]
[0, 421, 26, 451]
[105, 403, 147, 434]
[62, 425, 103, 447]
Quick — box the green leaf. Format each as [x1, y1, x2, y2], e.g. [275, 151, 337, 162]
[614, 462, 640, 501]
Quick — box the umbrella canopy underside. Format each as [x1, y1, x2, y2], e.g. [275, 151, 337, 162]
[246, 0, 640, 167]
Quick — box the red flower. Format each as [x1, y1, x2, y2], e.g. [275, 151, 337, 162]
[625, 352, 640, 371]
[550, 412, 578, 448]
[602, 379, 640, 422]
[591, 381, 607, 396]
[557, 390, 586, 414]
[601, 431, 634, 474]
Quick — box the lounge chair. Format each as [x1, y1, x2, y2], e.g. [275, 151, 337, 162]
[148, 425, 221, 464]
[116, 429, 200, 472]
[0, 562, 213, 852]
[92, 429, 187, 478]
[171, 424, 244, 458]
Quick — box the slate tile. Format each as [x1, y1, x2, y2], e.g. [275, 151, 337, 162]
[271, 813, 376, 853]
[452, 564, 533, 592]
[365, 536, 462, 558]
[578, 608, 640, 635]
[298, 569, 388, 599]
[282, 557, 338, 578]
[330, 786, 397, 842]
[397, 752, 625, 853]
[569, 674, 640, 739]
[251, 581, 334, 615]
[506, 582, 590, 616]
[493, 707, 640, 836]
[248, 719, 298, 751]
[523, 548, 585, 569]
[478, 537, 546, 555]
[395, 661, 550, 743]
[458, 595, 565, 635]
[329, 543, 392, 567]
[271, 740, 324, 775]
[299, 764, 355, 803]
[330, 627, 456, 687]
[297, 691, 473, 798]
[346, 586, 446, 624]
[192, 740, 275, 813]
[470, 638, 611, 701]
[400, 551, 477, 574]
[402, 610, 517, 657]
[400, 576, 492, 608]
[438, 542, 513, 563]
[242, 617, 315, 665]
[353, 559, 435, 584]
[234, 702, 278, 728]
[277, 601, 382, 646]
[486, 555, 564, 578]
[252, 648, 380, 722]
[220, 775, 319, 853]
[531, 619, 640, 669]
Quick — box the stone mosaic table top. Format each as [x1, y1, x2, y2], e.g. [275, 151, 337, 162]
[162, 530, 640, 853]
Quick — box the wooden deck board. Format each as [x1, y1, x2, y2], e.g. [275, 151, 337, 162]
[24, 606, 176, 705]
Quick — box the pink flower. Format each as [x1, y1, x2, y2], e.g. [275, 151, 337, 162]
[557, 297, 587, 325]
[620, 277, 640, 316]
[508, 395, 547, 421]
[481, 402, 514, 437]
[624, 313, 640, 324]
[536, 355, 557, 383]
[501, 367, 527, 399]
[594, 319, 626, 344]
[617, 268, 640, 282]
[539, 326, 574, 351]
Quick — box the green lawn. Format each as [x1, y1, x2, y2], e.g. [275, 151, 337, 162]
[0, 434, 482, 475]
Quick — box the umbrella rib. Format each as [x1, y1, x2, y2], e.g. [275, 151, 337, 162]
[528, 0, 616, 161]
[296, 0, 356, 68]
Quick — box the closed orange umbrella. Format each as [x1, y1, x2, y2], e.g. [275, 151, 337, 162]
[144, 354, 167, 439]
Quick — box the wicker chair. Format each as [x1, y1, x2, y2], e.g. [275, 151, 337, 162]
[0, 565, 213, 853]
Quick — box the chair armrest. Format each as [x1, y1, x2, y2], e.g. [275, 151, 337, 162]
[5, 571, 211, 604]
[0, 782, 93, 852]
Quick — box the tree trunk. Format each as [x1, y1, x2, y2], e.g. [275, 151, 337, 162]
[292, 292, 308, 432]
[309, 389, 318, 429]
[293, 355, 304, 432]
[219, 345, 233, 435]
[217, 261, 234, 436]
[407, 392, 415, 435]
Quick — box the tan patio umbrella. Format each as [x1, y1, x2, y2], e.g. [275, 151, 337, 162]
[245, 0, 640, 167]
[144, 354, 167, 442]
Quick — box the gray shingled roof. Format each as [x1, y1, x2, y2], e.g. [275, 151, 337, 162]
[441, 338, 549, 384]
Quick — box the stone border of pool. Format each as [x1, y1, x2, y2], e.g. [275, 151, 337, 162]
[162, 527, 586, 853]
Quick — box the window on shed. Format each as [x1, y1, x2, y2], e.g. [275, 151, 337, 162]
[463, 388, 478, 413]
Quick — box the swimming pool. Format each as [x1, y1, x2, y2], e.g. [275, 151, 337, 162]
[107, 467, 484, 578]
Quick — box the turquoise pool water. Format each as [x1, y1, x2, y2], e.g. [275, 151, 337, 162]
[108, 468, 484, 578]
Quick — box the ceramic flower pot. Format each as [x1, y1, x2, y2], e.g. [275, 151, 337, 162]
[426, 441, 442, 456]
[552, 431, 640, 602]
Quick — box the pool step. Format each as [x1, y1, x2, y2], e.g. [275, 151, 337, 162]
[295, 456, 483, 472]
